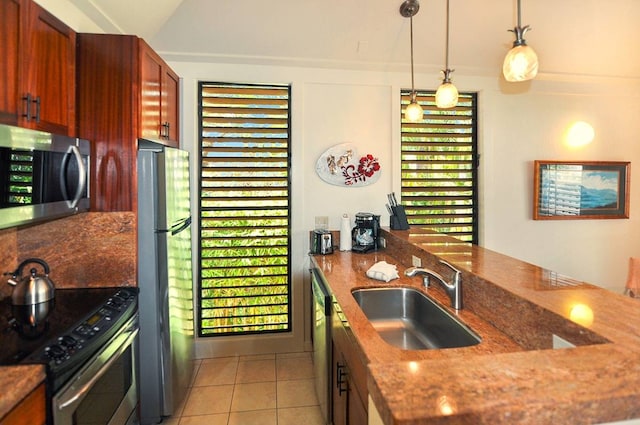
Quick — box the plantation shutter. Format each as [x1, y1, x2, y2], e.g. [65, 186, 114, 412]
[198, 82, 291, 336]
[1, 149, 34, 205]
[400, 90, 478, 243]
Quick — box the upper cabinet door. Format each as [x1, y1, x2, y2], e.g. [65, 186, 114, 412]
[0, 0, 23, 126]
[23, 1, 76, 135]
[0, 0, 76, 136]
[139, 39, 179, 147]
[139, 42, 163, 141]
[162, 67, 179, 144]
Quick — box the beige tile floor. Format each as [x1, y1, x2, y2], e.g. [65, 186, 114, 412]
[162, 351, 324, 425]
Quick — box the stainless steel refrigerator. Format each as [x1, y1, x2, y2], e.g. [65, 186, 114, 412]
[137, 142, 194, 425]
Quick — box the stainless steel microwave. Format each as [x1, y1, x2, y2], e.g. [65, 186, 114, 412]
[0, 124, 90, 229]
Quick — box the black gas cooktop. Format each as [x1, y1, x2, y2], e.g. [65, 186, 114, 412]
[0, 287, 138, 391]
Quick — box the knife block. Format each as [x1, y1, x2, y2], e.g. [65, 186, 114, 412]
[390, 205, 410, 230]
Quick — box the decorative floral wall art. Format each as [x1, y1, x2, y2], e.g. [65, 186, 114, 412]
[315, 143, 381, 187]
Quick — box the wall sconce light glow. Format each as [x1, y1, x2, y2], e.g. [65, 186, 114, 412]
[566, 121, 595, 147]
[569, 303, 594, 327]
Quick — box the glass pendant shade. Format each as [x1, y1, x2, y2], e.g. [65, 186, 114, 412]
[435, 82, 458, 109]
[405, 100, 424, 122]
[503, 44, 538, 82]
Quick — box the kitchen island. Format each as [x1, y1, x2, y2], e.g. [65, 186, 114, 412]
[311, 227, 640, 424]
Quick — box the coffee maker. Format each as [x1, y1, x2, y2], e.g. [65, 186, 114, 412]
[351, 212, 380, 253]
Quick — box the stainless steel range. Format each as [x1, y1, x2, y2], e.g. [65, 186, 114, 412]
[0, 287, 139, 425]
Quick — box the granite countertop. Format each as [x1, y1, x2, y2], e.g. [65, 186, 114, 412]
[311, 227, 640, 424]
[0, 365, 45, 420]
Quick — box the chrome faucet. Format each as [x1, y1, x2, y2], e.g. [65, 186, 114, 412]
[405, 260, 463, 310]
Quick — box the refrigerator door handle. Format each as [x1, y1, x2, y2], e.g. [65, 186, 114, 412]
[156, 216, 192, 235]
[171, 216, 192, 235]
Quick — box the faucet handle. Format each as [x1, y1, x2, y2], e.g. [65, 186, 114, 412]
[439, 260, 461, 283]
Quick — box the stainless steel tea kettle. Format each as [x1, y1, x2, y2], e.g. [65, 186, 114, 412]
[7, 258, 56, 305]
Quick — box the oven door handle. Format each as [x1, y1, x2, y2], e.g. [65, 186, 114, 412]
[56, 323, 138, 410]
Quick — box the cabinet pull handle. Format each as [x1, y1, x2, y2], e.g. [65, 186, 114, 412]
[34, 96, 41, 123]
[22, 94, 32, 121]
[162, 122, 170, 139]
[336, 362, 348, 395]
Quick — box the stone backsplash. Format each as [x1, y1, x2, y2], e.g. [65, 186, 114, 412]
[0, 212, 136, 298]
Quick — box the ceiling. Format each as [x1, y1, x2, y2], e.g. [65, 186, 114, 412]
[69, 0, 640, 79]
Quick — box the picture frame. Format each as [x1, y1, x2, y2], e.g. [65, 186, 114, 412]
[533, 160, 630, 220]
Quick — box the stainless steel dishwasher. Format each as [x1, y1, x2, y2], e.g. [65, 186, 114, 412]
[311, 268, 332, 424]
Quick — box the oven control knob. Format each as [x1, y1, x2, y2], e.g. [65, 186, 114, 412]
[46, 344, 66, 360]
[108, 296, 124, 310]
[59, 335, 78, 349]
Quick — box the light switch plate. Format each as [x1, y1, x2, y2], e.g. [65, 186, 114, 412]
[412, 255, 421, 267]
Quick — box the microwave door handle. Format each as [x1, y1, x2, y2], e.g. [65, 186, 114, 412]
[59, 145, 87, 208]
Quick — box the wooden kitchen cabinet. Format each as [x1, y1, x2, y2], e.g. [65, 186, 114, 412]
[0, 382, 46, 425]
[0, 0, 76, 136]
[139, 41, 180, 144]
[332, 305, 368, 425]
[76, 34, 180, 211]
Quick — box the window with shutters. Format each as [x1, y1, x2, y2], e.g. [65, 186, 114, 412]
[198, 82, 291, 336]
[400, 90, 478, 244]
[1, 149, 34, 206]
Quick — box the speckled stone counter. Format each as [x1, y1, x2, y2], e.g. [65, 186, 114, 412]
[311, 227, 640, 424]
[0, 365, 45, 420]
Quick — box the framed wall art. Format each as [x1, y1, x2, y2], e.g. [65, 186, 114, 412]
[533, 160, 630, 220]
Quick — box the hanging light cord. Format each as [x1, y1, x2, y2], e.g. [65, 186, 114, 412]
[510, 0, 530, 46]
[410, 15, 416, 95]
[439, 0, 454, 84]
[444, 0, 450, 70]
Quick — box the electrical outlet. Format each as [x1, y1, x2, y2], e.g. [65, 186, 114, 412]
[378, 236, 386, 248]
[412, 255, 422, 267]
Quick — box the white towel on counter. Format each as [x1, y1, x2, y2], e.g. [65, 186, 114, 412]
[366, 261, 399, 282]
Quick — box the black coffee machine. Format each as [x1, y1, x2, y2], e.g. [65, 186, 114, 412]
[351, 212, 380, 253]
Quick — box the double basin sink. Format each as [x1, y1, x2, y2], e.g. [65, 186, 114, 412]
[352, 287, 481, 350]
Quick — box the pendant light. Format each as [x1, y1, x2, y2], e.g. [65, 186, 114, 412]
[503, 0, 538, 82]
[435, 0, 458, 109]
[400, 0, 423, 122]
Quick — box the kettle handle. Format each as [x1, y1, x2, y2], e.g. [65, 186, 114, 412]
[13, 258, 50, 278]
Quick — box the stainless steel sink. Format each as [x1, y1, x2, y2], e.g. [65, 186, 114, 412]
[352, 287, 481, 350]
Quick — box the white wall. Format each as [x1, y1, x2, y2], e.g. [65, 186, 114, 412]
[482, 78, 640, 291]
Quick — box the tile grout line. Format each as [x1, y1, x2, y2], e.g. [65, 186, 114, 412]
[174, 352, 319, 424]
